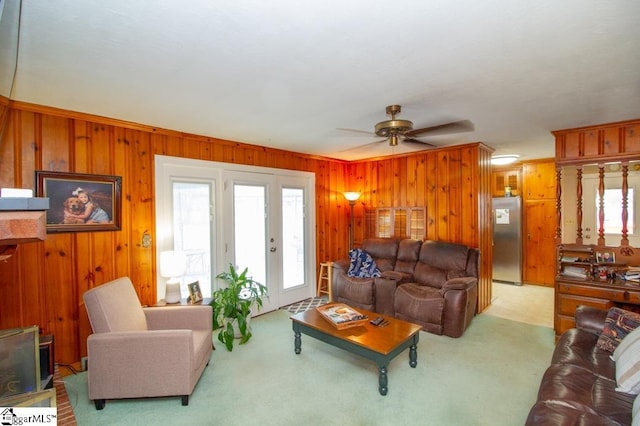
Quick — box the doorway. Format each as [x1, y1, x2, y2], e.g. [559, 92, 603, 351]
[155, 155, 316, 313]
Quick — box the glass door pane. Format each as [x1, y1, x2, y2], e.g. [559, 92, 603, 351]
[233, 184, 267, 285]
[172, 181, 212, 298]
[282, 188, 305, 289]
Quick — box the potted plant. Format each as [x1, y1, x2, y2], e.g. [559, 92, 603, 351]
[211, 263, 268, 351]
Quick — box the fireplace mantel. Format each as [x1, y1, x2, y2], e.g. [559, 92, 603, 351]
[0, 198, 49, 259]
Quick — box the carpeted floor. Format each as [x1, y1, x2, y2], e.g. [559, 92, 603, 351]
[64, 309, 554, 425]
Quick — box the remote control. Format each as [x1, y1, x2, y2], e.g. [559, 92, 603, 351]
[370, 317, 384, 326]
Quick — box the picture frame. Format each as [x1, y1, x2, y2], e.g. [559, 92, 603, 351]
[596, 251, 616, 263]
[187, 281, 203, 304]
[35, 171, 122, 233]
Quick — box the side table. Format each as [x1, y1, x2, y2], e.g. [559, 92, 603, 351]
[153, 297, 212, 307]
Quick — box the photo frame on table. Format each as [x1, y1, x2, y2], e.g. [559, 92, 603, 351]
[187, 281, 203, 304]
[596, 251, 615, 263]
[35, 171, 122, 233]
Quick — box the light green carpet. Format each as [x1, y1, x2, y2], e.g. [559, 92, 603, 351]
[63, 310, 555, 425]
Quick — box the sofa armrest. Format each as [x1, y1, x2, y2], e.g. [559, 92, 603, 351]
[381, 270, 404, 281]
[86, 330, 196, 398]
[144, 305, 212, 331]
[333, 259, 349, 273]
[574, 305, 608, 335]
[441, 276, 477, 292]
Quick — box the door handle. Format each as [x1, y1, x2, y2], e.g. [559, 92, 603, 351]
[270, 247, 277, 252]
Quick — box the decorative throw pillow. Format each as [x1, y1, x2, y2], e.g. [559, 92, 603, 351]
[614, 325, 640, 362]
[347, 248, 381, 278]
[596, 307, 640, 352]
[633, 393, 640, 423]
[613, 326, 640, 394]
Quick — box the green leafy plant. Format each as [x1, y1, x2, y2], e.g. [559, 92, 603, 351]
[211, 263, 268, 351]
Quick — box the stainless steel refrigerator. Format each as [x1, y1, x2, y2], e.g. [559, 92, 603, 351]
[492, 196, 522, 285]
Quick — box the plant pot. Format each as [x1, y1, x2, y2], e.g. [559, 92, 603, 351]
[231, 313, 252, 338]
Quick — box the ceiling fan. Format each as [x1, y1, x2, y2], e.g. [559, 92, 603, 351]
[341, 105, 474, 149]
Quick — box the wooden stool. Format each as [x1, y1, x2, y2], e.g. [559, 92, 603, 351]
[317, 261, 332, 301]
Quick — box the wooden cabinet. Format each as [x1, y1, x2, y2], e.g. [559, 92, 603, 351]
[492, 167, 521, 197]
[555, 244, 640, 337]
[555, 278, 640, 336]
[553, 119, 640, 337]
[524, 199, 557, 285]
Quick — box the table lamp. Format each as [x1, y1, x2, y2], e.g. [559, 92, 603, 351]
[160, 250, 187, 303]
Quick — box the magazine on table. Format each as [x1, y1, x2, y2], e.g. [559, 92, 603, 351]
[316, 303, 368, 329]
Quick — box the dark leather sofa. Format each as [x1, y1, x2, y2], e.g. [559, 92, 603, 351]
[525, 305, 635, 425]
[331, 237, 479, 338]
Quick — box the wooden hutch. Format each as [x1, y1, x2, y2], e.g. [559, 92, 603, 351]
[554, 118, 640, 337]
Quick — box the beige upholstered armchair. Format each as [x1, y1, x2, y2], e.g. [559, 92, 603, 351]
[83, 277, 213, 410]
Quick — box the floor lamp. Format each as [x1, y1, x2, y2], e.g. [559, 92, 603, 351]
[344, 192, 361, 249]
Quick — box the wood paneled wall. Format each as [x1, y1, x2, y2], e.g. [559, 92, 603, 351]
[0, 101, 492, 365]
[342, 144, 494, 315]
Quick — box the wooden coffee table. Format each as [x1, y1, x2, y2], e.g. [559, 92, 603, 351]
[290, 307, 421, 396]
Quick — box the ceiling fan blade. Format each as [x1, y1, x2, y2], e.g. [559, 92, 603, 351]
[338, 139, 388, 152]
[402, 138, 437, 147]
[405, 120, 474, 138]
[336, 127, 376, 136]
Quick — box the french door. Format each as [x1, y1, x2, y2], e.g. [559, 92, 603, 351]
[224, 172, 312, 312]
[155, 155, 315, 313]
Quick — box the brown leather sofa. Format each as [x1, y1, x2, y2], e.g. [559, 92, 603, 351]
[525, 305, 635, 425]
[331, 238, 422, 315]
[332, 238, 479, 337]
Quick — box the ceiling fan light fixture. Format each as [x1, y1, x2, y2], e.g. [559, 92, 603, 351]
[374, 119, 413, 137]
[389, 134, 399, 146]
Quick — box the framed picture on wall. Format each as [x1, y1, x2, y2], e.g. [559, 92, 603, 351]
[596, 251, 615, 263]
[35, 171, 122, 233]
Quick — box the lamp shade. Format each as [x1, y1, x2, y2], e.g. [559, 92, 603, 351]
[160, 251, 187, 280]
[344, 192, 361, 202]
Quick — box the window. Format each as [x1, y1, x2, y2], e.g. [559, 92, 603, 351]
[366, 207, 426, 240]
[597, 187, 635, 235]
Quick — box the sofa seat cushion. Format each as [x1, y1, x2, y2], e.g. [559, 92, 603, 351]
[394, 283, 445, 332]
[551, 328, 616, 380]
[526, 400, 625, 426]
[536, 364, 634, 425]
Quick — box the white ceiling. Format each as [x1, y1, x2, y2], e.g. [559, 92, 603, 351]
[6, 0, 640, 161]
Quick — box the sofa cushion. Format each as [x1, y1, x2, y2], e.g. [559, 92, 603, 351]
[347, 248, 381, 278]
[633, 393, 640, 421]
[536, 364, 634, 425]
[597, 307, 640, 352]
[360, 238, 399, 272]
[83, 277, 148, 333]
[526, 400, 627, 426]
[552, 328, 616, 380]
[413, 240, 471, 288]
[394, 239, 422, 276]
